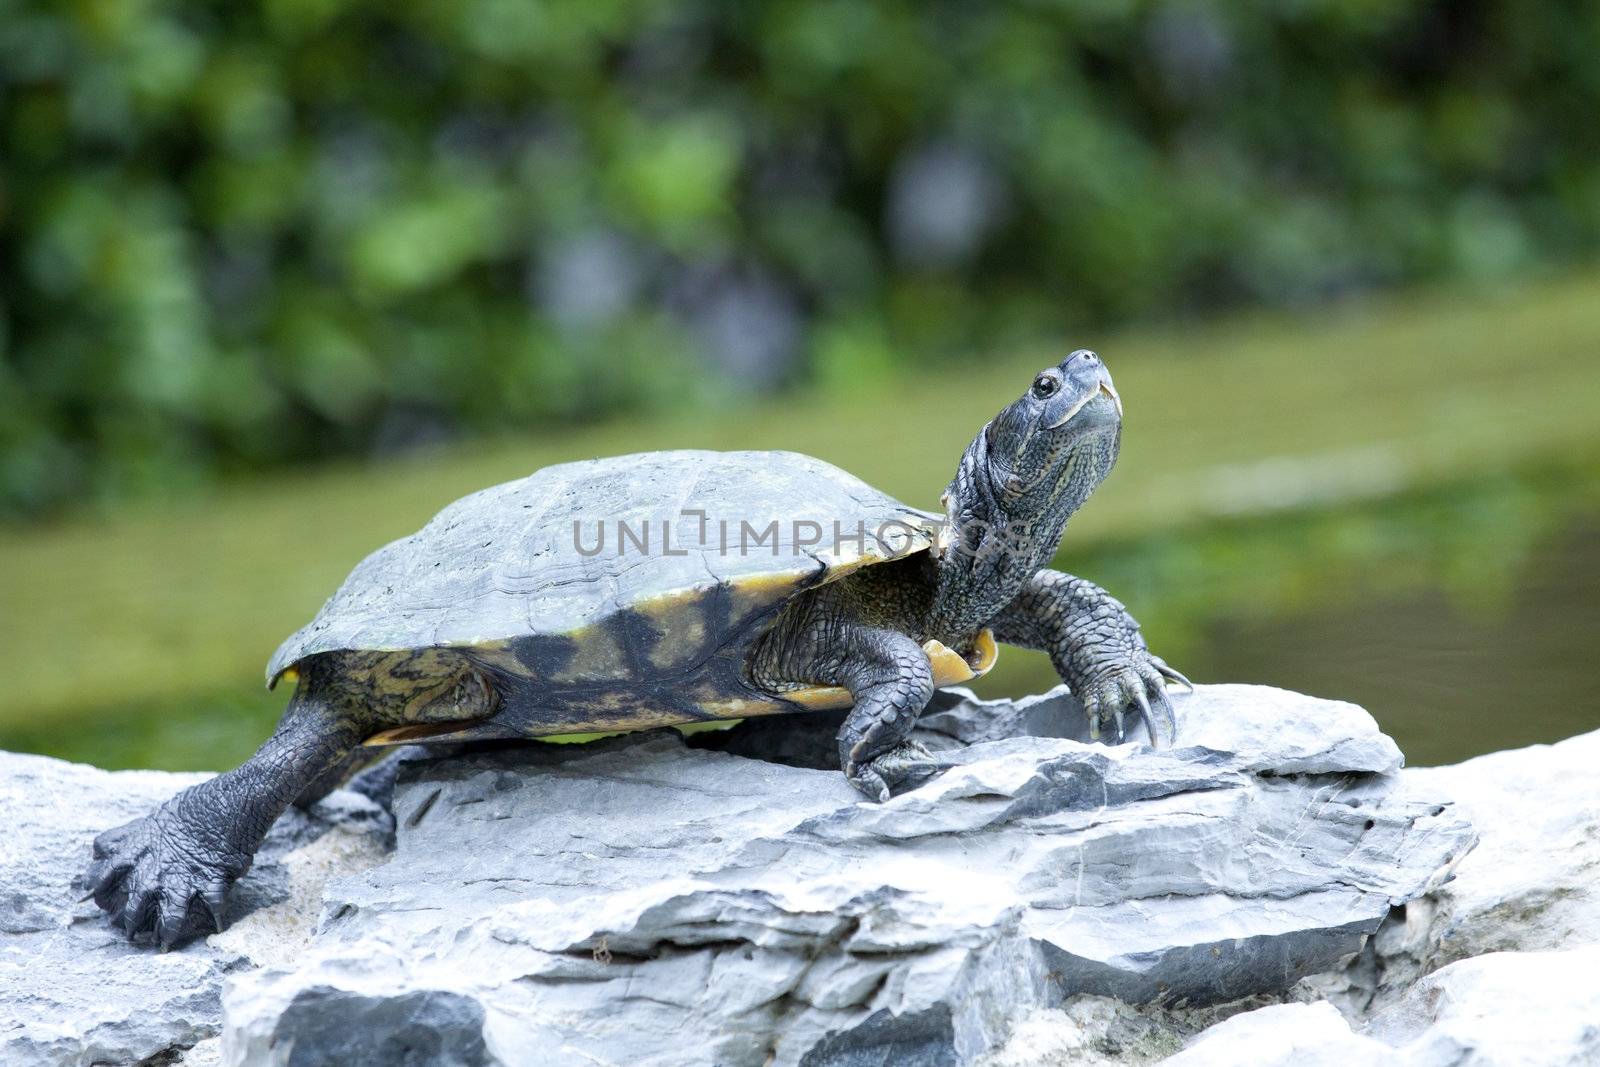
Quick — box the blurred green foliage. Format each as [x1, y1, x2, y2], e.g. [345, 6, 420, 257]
[4, 0, 1599, 513]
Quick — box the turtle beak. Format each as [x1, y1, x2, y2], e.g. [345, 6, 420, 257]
[1100, 378, 1123, 418]
[1042, 356, 1121, 429]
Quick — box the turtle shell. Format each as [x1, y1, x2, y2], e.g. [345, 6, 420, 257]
[267, 450, 997, 744]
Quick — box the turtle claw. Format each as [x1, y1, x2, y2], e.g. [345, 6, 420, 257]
[84, 802, 249, 948]
[1152, 656, 1193, 691]
[845, 739, 945, 802]
[1131, 690, 1153, 744]
[198, 882, 229, 934]
[158, 901, 196, 952]
[117, 886, 159, 938]
[1080, 656, 1184, 749]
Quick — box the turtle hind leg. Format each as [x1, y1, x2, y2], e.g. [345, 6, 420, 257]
[293, 744, 436, 812]
[84, 679, 367, 949]
[293, 746, 386, 810]
[84, 650, 494, 948]
[294, 648, 497, 809]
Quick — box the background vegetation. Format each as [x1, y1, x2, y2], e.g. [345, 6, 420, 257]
[5, 0, 1600, 515]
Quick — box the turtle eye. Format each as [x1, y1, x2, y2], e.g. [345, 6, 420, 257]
[1032, 373, 1060, 399]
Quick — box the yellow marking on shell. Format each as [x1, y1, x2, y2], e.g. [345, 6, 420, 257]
[724, 567, 817, 630]
[367, 718, 744, 748]
[535, 720, 738, 743]
[464, 640, 522, 675]
[551, 624, 626, 684]
[363, 701, 735, 746]
[637, 593, 706, 671]
[729, 629, 1000, 713]
[364, 721, 487, 745]
[694, 692, 837, 718]
[360, 628, 998, 748]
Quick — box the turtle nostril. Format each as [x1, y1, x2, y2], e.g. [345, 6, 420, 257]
[1069, 349, 1099, 365]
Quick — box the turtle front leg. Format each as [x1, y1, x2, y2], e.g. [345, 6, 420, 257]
[84, 693, 366, 949]
[831, 626, 940, 801]
[752, 609, 940, 801]
[990, 569, 1190, 746]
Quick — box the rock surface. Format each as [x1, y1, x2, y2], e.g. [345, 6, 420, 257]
[0, 683, 1534, 1066]
[1420, 730, 1600, 956]
[0, 752, 390, 1066]
[220, 683, 1466, 1066]
[1163, 1002, 1383, 1066]
[986, 772, 1600, 1067]
[1163, 726, 1600, 1067]
[1169, 945, 1600, 1066]
[1312, 727, 1600, 1017]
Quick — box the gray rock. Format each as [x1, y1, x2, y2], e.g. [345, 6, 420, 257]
[270, 987, 492, 1067]
[1308, 727, 1600, 1015]
[988, 723, 1600, 1065]
[971, 998, 1191, 1066]
[1363, 943, 1600, 1065]
[1168, 944, 1600, 1066]
[1162, 1001, 1390, 1065]
[221, 684, 1471, 1066]
[1403, 730, 1600, 955]
[0, 684, 1493, 1066]
[0, 752, 390, 1067]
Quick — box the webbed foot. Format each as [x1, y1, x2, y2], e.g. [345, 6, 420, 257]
[83, 801, 250, 950]
[845, 738, 944, 802]
[1079, 654, 1190, 747]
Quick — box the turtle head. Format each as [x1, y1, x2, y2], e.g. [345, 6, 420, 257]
[982, 349, 1121, 509]
[930, 350, 1121, 635]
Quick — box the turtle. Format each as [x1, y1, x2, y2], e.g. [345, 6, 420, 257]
[85, 349, 1188, 947]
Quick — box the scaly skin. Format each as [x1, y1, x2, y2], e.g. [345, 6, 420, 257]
[85, 684, 363, 948]
[751, 349, 1187, 797]
[989, 570, 1188, 743]
[748, 556, 944, 800]
[86, 349, 1186, 945]
[84, 649, 492, 948]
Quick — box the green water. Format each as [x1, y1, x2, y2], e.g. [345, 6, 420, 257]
[1200, 516, 1599, 765]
